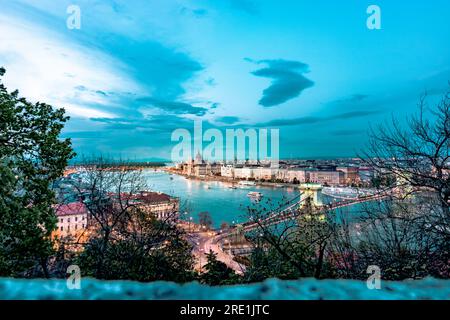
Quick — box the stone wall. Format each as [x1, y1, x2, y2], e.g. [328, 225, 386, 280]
[0, 277, 449, 300]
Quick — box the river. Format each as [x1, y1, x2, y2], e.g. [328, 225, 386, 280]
[142, 170, 350, 227]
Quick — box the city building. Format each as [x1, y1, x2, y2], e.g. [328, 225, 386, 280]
[221, 164, 235, 178]
[234, 167, 254, 180]
[178, 157, 365, 186]
[337, 166, 360, 185]
[358, 166, 375, 185]
[276, 168, 289, 181]
[181, 151, 210, 177]
[256, 167, 277, 180]
[54, 202, 89, 240]
[206, 162, 222, 176]
[130, 191, 180, 221]
[54, 191, 179, 242]
[308, 170, 344, 186]
[286, 169, 308, 183]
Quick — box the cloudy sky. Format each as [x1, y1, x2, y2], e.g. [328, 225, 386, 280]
[1, 0, 449, 160]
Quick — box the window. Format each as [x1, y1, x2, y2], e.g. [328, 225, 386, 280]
[60, 226, 63, 231]
[75, 217, 78, 222]
[67, 218, 70, 223]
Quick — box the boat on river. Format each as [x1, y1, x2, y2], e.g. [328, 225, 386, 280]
[239, 181, 256, 186]
[247, 191, 263, 199]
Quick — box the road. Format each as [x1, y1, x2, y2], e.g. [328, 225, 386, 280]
[188, 230, 245, 275]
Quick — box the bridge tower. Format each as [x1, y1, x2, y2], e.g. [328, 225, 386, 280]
[299, 183, 323, 209]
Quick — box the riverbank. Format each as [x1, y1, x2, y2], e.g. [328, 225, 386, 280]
[162, 167, 301, 189]
[141, 169, 298, 228]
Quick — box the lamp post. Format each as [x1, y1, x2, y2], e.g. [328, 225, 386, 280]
[224, 239, 230, 254]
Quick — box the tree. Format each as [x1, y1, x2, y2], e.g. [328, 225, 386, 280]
[0, 67, 74, 277]
[198, 211, 213, 230]
[220, 222, 230, 230]
[362, 90, 449, 235]
[244, 246, 302, 282]
[72, 158, 196, 282]
[328, 198, 449, 280]
[71, 158, 146, 278]
[200, 250, 240, 285]
[244, 196, 336, 280]
[356, 89, 450, 278]
[77, 224, 196, 282]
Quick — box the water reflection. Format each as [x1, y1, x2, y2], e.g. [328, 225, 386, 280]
[142, 170, 297, 227]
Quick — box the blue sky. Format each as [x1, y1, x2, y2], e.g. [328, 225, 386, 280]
[1, 0, 449, 160]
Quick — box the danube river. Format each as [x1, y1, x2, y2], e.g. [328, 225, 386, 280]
[142, 170, 345, 227]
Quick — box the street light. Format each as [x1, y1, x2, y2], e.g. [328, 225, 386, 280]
[224, 239, 231, 253]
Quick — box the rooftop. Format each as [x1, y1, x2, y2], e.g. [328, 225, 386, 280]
[109, 191, 176, 204]
[54, 202, 87, 217]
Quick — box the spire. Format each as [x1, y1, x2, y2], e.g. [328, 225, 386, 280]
[195, 150, 202, 164]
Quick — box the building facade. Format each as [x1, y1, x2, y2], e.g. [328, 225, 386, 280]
[337, 166, 360, 185]
[286, 169, 307, 183]
[221, 165, 235, 178]
[308, 171, 344, 186]
[132, 191, 180, 221]
[54, 202, 89, 240]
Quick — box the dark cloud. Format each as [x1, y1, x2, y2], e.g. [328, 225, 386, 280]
[90, 114, 194, 132]
[229, 0, 258, 15]
[74, 85, 108, 98]
[257, 116, 320, 127]
[350, 94, 369, 102]
[215, 116, 241, 124]
[137, 97, 209, 116]
[61, 131, 107, 139]
[180, 7, 208, 18]
[192, 8, 208, 17]
[255, 110, 381, 127]
[74, 85, 87, 91]
[248, 58, 314, 107]
[103, 37, 203, 100]
[330, 94, 369, 105]
[210, 102, 220, 109]
[330, 111, 379, 120]
[329, 129, 363, 136]
[96, 90, 108, 96]
[205, 77, 217, 86]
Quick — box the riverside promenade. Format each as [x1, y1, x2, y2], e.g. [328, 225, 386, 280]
[162, 167, 300, 189]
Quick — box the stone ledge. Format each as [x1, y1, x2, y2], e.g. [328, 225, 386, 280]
[0, 277, 449, 300]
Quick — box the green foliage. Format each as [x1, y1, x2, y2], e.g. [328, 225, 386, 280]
[198, 211, 213, 229]
[244, 247, 302, 282]
[77, 236, 196, 282]
[200, 250, 241, 285]
[76, 214, 197, 283]
[0, 68, 74, 277]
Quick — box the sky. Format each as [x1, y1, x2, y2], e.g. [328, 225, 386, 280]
[0, 0, 449, 161]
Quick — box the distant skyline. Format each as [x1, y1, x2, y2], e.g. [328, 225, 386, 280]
[1, 0, 449, 160]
